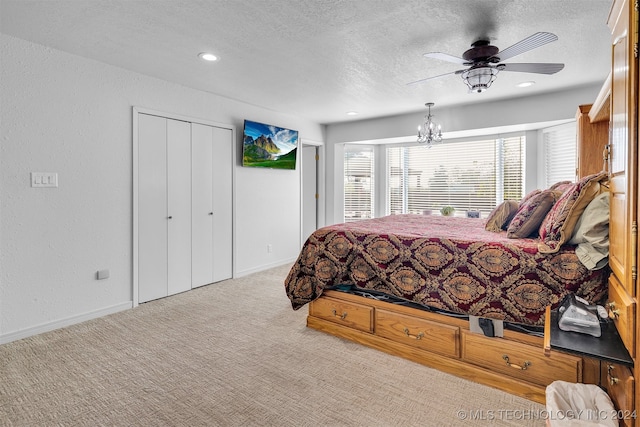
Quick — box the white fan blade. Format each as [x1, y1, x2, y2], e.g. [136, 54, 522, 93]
[497, 32, 558, 61]
[500, 63, 564, 74]
[423, 52, 467, 65]
[406, 70, 462, 86]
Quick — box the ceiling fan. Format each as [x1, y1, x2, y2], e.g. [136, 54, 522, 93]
[408, 32, 565, 93]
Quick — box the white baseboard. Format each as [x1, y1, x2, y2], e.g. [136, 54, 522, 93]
[0, 301, 133, 345]
[2, 260, 296, 344]
[235, 258, 296, 278]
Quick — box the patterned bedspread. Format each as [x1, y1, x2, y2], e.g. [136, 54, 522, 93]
[284, 214, 608, 326]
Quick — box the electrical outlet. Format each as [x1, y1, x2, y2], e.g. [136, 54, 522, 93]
[267, 244, 273, 253]
[96, 269, 110, 280]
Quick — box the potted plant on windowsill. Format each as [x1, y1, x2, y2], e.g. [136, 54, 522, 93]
[440, 206, 455, 217]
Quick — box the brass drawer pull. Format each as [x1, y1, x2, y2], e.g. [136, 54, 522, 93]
[502, 355, 531, 370]
[403, 328, 424, 340]
[331, 309, 347, 320]
[606, 302, 620, 319]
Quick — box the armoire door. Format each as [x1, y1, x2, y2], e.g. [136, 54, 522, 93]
[138, 114, 191, 303]
[608, 0, 630, 295]
[191, 123, 233, 287]
[607, 0, 638, 418]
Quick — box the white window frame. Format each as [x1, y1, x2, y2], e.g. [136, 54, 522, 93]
[385, 135, 525, 217]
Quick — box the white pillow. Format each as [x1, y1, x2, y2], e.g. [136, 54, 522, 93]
[568, 192, 609, 270]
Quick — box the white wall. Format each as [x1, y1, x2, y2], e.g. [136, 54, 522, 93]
[0, 34, 324, 342]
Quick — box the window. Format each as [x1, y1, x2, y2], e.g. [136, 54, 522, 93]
[543, 123, 576, 187]
[387, 137, 525, 216]
[344, 146, 374, 222]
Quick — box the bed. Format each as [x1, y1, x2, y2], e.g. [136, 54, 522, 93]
[284, 174, 610, 403]
[285, 213, 608, 326]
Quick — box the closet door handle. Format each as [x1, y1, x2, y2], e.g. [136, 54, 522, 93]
[209, 212, 214, 215]
[168, 216, 173, 219]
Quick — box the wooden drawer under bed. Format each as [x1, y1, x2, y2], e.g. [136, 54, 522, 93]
[309, 296, 373, 333]
[462, 330, 582, 386]
[306, 291, 596, 404]
[375, 309, 459, 358]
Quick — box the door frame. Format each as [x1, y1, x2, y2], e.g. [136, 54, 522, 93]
[300, 139, 325, 247]
[132, 106, 236, 307]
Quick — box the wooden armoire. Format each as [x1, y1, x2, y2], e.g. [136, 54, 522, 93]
[594, 0, 639, 423]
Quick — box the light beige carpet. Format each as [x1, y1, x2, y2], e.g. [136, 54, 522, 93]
[0, 264, 546, 426]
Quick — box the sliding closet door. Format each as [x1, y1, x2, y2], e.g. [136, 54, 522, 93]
[138, 114, 191, 302]
[137, 109, 233, 302]
[191, 123, 233, 287]
[138, 114, 168, 303]
[211, 126, 233, 282]
[191, 123, 215, 287]
[166, 119, 192, 296]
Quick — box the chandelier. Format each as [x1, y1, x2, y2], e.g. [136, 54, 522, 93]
[417, 102, 443, 147]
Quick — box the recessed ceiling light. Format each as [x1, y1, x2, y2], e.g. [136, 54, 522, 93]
[198, 52, 219, 62]
[517, 81, 535, 88]
[346, 111, 359, 116]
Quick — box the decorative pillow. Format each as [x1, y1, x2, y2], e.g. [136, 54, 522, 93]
[485, 200, 519, 232]
[538, 172, 608, 253]
[519, 189, 542, 206]
[549, 180, 573, 193]
[507, 190, 559, 238]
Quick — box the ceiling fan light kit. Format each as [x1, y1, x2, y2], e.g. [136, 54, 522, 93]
[461, 66, 501, 93]
[417, 102, 443, 147]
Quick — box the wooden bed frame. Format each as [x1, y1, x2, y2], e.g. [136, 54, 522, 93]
[307, 289, 600, 404]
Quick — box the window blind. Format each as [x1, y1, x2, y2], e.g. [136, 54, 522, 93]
[543, 123, 576, 187]
[502, 137, 526, 201]
[344, 146, 374, 222]
[387, 137, 524, 216]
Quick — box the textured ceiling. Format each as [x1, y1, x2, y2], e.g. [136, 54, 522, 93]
[0, 0, 613, 124]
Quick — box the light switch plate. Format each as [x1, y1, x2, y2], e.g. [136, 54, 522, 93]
[31, 172, 58, 188]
